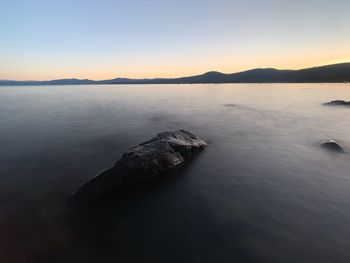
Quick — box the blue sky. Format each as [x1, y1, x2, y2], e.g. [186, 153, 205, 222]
[1, 0, 349, 80]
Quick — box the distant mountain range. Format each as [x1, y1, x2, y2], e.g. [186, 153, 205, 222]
[1, 63, 350, 85]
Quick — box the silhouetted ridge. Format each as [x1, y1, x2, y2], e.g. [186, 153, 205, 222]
[1, 63, 349, 85]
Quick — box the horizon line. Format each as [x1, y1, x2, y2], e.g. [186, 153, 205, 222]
[1, 62, 350, 82]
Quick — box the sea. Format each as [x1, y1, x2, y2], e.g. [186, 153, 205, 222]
[0, 83, 350, 263]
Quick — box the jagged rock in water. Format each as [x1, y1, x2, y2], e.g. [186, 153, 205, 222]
[323, 100, 350, 106]
[67, 130, 207, 208]
[320, 140, 345, 153]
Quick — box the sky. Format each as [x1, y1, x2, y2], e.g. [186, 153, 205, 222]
[0, 0, 349, 80]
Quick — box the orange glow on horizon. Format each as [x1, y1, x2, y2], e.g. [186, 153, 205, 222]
[1, 56, 350, 81]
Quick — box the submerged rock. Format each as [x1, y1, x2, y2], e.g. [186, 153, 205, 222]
[67, 130, 207, 208]
[223, 104, 237, 107]
[320, 140, 345, 153]
[323, 100, 350, 106]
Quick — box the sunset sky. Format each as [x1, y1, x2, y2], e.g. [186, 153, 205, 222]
[1, 0, 349, 80]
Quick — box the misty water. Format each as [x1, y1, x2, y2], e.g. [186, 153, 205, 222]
[1, 83, 350, 263]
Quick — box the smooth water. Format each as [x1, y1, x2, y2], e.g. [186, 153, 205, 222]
[0, 84, 350, 263]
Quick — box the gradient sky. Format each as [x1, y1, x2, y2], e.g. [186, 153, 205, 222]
[1, 0, 349, 80]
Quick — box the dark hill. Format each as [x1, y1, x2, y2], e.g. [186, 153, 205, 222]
[1, 63, 349, 85]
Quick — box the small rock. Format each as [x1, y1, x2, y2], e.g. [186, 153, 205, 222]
[323, 100, 350, 106]
[67, 130, 207, 208]
[320, 140, 345, 153]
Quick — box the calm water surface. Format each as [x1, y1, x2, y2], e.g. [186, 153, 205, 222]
[0, 84, 350, 263]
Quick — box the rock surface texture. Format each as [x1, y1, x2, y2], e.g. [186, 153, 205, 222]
[324, 100, 350, 106]
[67, 130, 207, 208]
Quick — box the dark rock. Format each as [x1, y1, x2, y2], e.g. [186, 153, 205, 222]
[320, 140, 345, 153]
[67, 130, 207, 208]
[323, 100, 350, 106]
